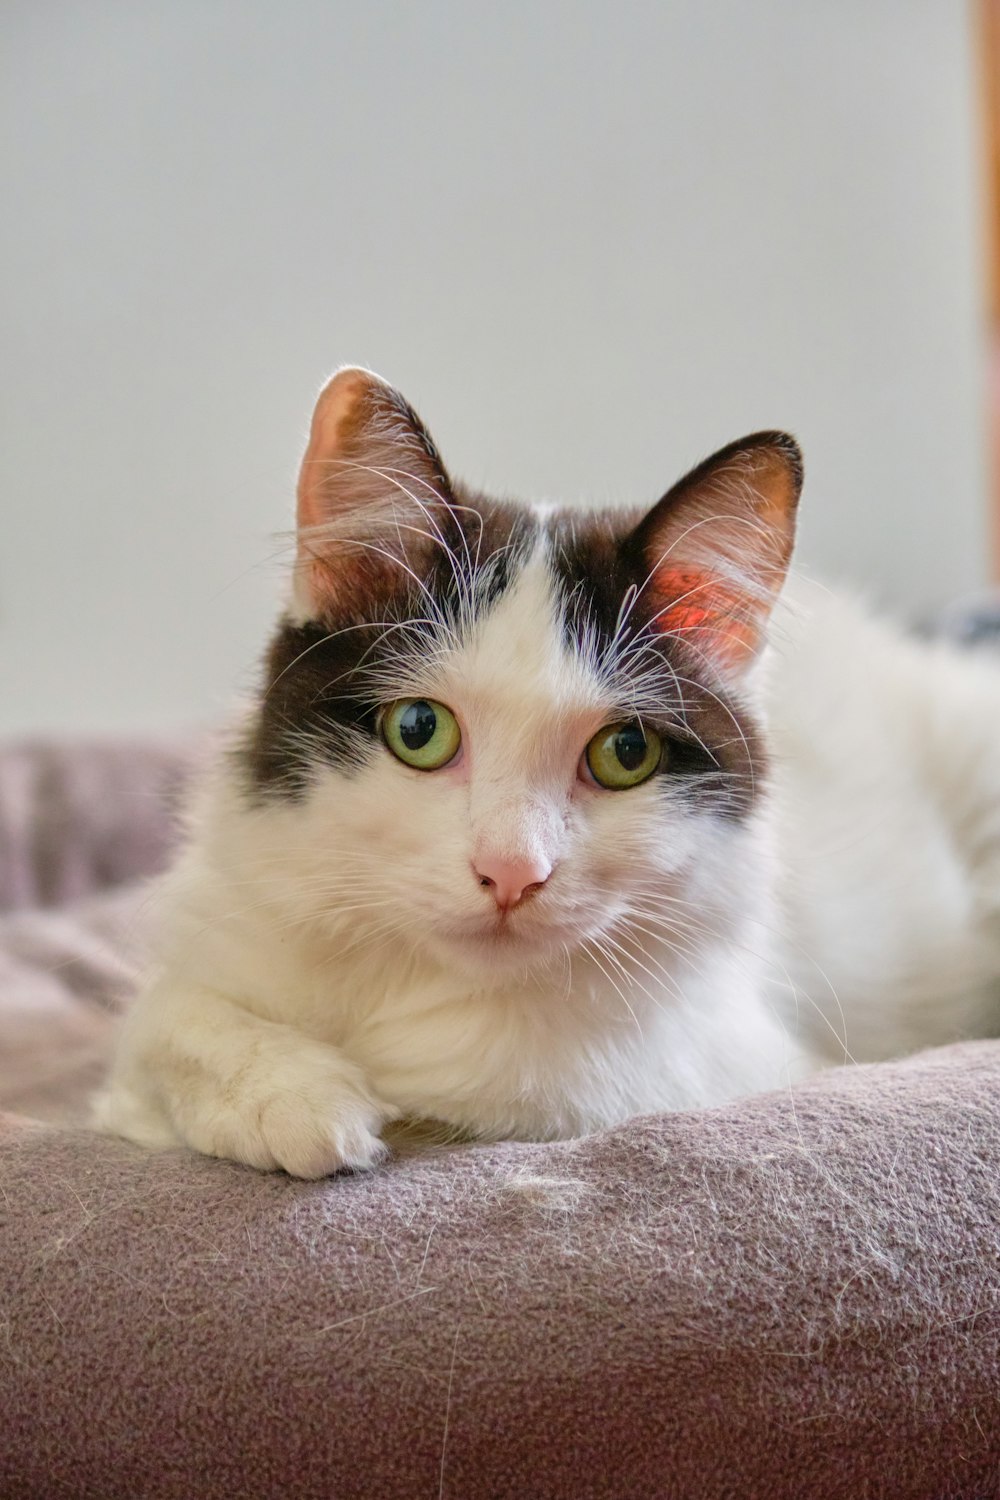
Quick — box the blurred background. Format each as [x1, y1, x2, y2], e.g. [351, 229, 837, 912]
[2, 0, 997, 734]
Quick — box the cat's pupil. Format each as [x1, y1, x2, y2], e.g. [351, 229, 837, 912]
[615, 725, 649, 771]
[400, 700, 437, 750]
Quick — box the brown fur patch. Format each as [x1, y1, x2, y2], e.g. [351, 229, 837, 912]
[546, 507, 764, 820]
[241, 487, 537, 798]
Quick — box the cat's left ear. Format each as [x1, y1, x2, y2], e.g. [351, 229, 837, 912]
[631, 431, 803, 674]
[293, 366, 454, 619]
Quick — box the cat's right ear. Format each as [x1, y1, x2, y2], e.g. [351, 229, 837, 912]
[293, 366, 453, 620]
[631, 431, 803, 676]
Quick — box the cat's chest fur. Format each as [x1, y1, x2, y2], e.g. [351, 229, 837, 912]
[158, 827, 801, 1142]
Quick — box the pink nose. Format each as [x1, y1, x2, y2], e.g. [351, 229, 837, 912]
[474, 854, 552, 912]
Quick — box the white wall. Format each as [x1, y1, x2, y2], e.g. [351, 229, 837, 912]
[0, 0, 988, 733]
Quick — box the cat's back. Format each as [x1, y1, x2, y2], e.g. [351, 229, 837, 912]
[761, 579, 1000, 1060]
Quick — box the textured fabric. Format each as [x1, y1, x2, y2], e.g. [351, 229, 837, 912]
[0, 884, 147, 1123]
[0, 736, 195, 913]
[2, 1045, 999, 1500]
[0, 737, 194, 1124]
[1, 736, 999, 1497]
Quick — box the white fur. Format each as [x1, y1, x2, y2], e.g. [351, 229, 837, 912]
[765, 579, 1000, 1062]
[95, 561, 1000, 1177]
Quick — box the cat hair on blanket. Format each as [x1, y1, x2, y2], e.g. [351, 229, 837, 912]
[95, 367, 1000, 1177]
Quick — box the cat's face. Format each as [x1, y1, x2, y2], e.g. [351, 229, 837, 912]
[241, 368, 801, 978]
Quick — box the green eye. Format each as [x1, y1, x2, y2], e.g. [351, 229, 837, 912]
[586, 721, 663, 789]
[382, 698, 461, 771]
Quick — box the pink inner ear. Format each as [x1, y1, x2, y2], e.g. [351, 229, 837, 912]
[648, 567, 759, 665]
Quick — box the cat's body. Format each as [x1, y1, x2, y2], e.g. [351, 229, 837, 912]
[767, 581, 1000, 1063]
[95, 369, 1000, 1176]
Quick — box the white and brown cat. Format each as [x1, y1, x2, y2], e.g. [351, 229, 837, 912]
[95, 367, 1000, 1176]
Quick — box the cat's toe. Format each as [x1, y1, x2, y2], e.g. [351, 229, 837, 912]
[258, 1088, 390, 1179]
[170, 1037, 398, 1179]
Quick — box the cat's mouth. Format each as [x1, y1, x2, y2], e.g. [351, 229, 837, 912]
[431, 904, 606, 961]
[446, 917, 535, 948]
[438, 927, 562, 973]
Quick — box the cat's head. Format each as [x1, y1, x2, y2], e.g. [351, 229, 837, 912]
[241, 367, 801, 977]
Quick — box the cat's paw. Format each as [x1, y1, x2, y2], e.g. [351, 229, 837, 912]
[176, 1038, 398, 1180]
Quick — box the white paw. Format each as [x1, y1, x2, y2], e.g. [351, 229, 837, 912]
[168, 1037, 398, 1179]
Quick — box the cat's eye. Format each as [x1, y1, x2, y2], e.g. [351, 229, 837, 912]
[381, 698, 461, 771]
[585, 721, 663, 790]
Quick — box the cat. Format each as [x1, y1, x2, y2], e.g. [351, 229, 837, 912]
[94, 366, 1000, 1177]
